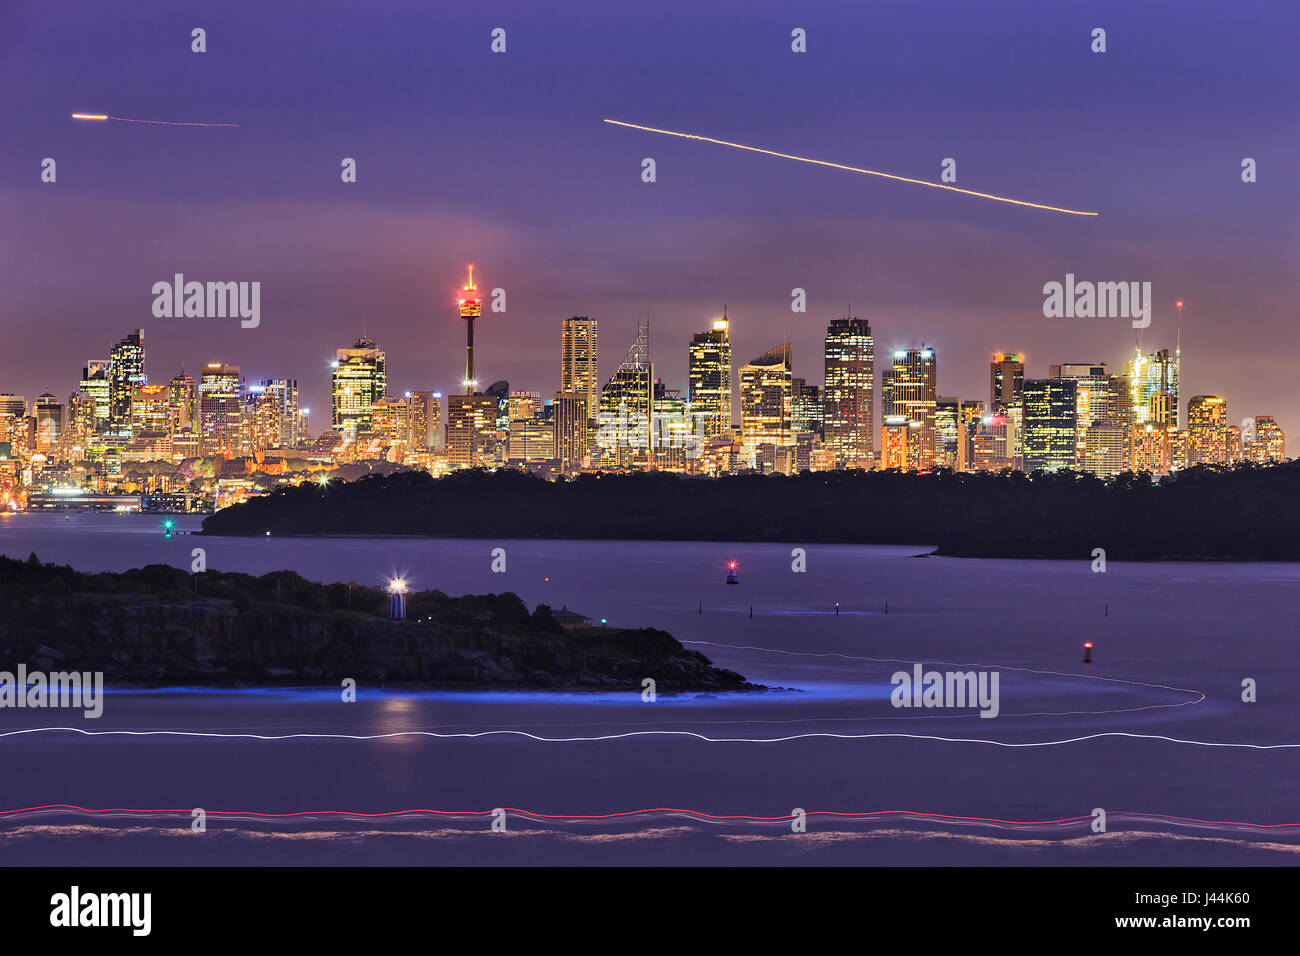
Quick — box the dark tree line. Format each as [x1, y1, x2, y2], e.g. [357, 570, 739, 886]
[200, 461, 1300, 560]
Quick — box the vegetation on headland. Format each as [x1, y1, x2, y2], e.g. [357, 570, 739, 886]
[200, 462, 1300, 560]
[0, 554, 756, 690]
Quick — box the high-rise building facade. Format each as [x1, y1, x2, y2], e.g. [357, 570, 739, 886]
[1187, 395, 1228, 465]
[882, 348, 937, 469]
[108, 329, 145, 435]
[561, 317, 598, 414]
[1247, 416, 1286, 463]
[688, 316, 733, 440]
[739, 343, 793, 450]
[1022, 378, 1077, 472]
[409, 390, 442, 448]
[990, 353, 1025, 414]
[553, 391, 590, 472]
[822, 316, 874, 467]
[332, 338, 386, 436]
[199, 363, 243, 457]
[597, 323, 653, 457]
[446, 394, 499, 468]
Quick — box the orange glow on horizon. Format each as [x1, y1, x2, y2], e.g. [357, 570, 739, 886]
[603, 119, 1099, 217]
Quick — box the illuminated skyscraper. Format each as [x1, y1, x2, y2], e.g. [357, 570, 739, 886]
[1187, 395, 1228, 465]
[688, 315, 733, 440]
[990, 353, 1024, 415]
[331, 337, 386, 436]
[597, 322, 654, 457]
[458, 265, 481, 394]
[882, 347, 937, 469]
[33, 393, 62, 456]
[822, 316, 874, 467]
[446, 394, 499, 468]
[78, 361, 111, 434]
[129, 384, 171, 434]
[553, 390, 590, 472]
[108, 329, 146, 435]
[1124, 347, 1179, 429]
[168, 367, 197, 435]
[1247, 416, 1286, 463]
[791, 378, 822, 434]
[561, 316, 598, 413]
[739, 343, 793, 450]
[1049, 363, 1112, 467]
[508, 391, 542, 423]
[255, 379, 301, 447]
[935, 398, 982, 471]
[409, 391, 443, 448]
[199, 363, 243, 457]
[1021, 378, 1077, 472]
[880, 416, 912, 470]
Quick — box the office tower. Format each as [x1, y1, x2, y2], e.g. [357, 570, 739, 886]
[688, 315, 733, 441]
[369, 396, 411, 443]
[484, 380, 511, 431]
[1082, 421, 1130, 476]
[651, 383, 693, 457]
[508, 415, 555, 462]
[1247, 416, 1286, 463]
[458, 265, 481, 394]
[1131, 423, 1171, 475]
[331, 337, 386, 436]
[66, 390, 95, 458]
[129, 384, 171, 434]
[990, 353, 1025, 414]
[882, 347, 937, 469]
[1187, 395, 1228, 465]
[880, 416, 912, 470]
[33, 393, 62, 455]
[401, 391, 427, 451]
[446, 394, 499, 468]
[1048, 363, 1112, 468]
[822, 316, 874, 467]
[1021, 378, 1078, 472]
[597, 322, 654, 455]
[199, 363, 243, 457]
[252, 379, 300, 447]
[108, 329, 145, 435]
[508, 391, 542, 422]
[554, 391, 590, 472]
[409, 391, 443, 448]
[168, 368, 197, 434]
[561, 316, 598, 413]
[739, 343, 793, 449]
[1124, 347, 1179, 429]
[936, 398, 982, 471]
[78, 361, 111, 432]
[791, 378, 823, 434]
[1226, 424, 1243, 464]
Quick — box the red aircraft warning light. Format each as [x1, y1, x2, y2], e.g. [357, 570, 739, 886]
[1083, 641, 1093, 663]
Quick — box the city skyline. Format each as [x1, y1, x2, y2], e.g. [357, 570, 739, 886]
[2, 3, 1296, 433]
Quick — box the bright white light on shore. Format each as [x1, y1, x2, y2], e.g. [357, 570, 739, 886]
[388, 577, 408, 594]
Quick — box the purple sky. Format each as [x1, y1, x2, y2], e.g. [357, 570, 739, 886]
[2, 0, 1297, 431]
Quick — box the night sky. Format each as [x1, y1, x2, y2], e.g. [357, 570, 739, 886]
[2, 0, 1296, 430]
